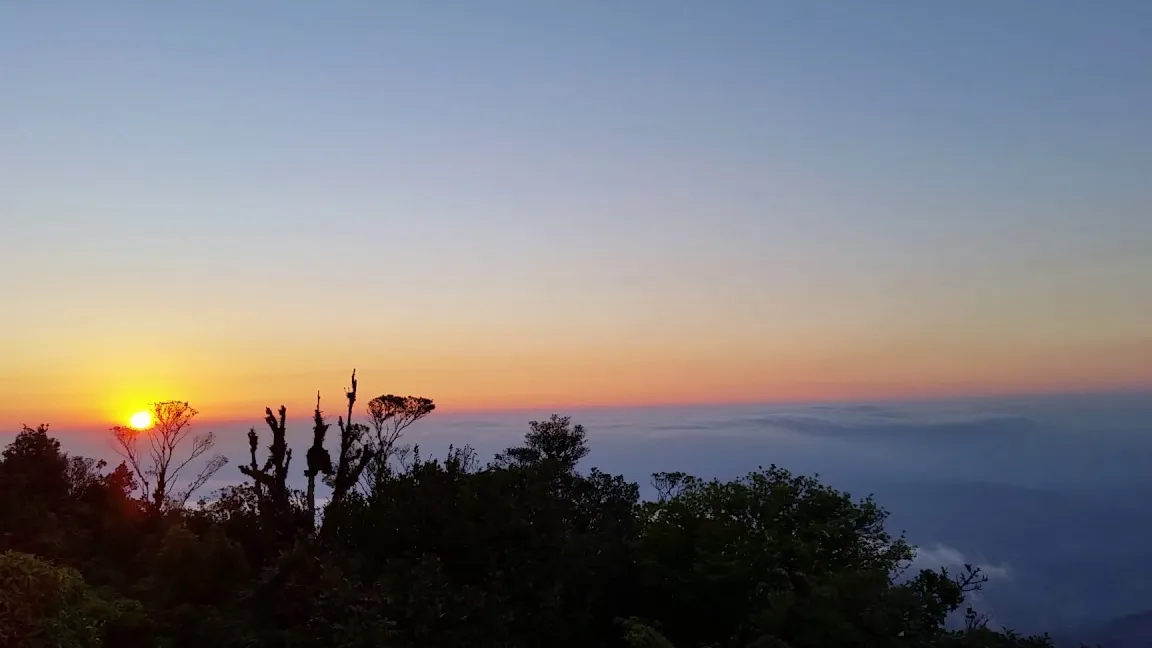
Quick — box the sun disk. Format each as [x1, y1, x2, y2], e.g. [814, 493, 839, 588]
[129, 411, 153, 430]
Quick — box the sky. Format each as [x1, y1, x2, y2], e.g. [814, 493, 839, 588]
[2, 1, 1151, 427]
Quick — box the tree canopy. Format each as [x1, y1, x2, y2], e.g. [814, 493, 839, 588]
[0, 373, 1064, 647]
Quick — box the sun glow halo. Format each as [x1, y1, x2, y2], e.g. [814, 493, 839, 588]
[129, 411, 153, 430]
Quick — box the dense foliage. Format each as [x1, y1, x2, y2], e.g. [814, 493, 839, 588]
[0, 377, 1061, 647]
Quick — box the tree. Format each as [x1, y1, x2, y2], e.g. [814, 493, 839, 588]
[328, 370, 371, 507]
[0, 425, 69, 500]
[493, 414, 589, 471]
[0, 425, 72, 557]
[140, 524, 250, 608]
[325, 370, 436, 507]
[0, 550, 142, 647]
[7, 399, 1063, 648]
[304, 393, 333, 526]
[631, 465, 1054, 648]
[238, 405, 293, 522]
[1, 424, 145, 590]
[359, 393, 436, 491]
[111, 401, 227, 514]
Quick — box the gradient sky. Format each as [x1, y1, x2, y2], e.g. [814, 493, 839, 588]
[2, 1, 1151, 427]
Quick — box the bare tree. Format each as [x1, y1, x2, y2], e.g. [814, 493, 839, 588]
[238, 405, 292, 520]
[303, 392, 333, 526]
[111, 401, 227, 513]
[328, 370, 371, 507]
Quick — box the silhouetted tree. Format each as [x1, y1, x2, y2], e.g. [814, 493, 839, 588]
[0, 425, 71, 556]
[493, 413, 589, 472]
[1, 425, 69, 497]
[304, 392, 333, 526]
[629, 464, 1033, 648]
[5, 394, 1061, 648]
[359, 393, 436, 491]
[111, 401, 227, 514]
[328, 370, 371, 507]
[238, 405, 292, 521]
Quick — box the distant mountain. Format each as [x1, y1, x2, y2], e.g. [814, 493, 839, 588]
[1057, 609, 1152, 647]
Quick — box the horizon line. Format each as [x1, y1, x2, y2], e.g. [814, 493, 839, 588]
[12, 383, 1150, 433]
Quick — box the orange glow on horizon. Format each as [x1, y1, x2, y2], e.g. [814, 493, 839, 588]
[21, 376, 1150, 432]
[1, 336, 1149, 431]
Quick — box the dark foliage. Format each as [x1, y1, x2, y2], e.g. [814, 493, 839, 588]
[0, 374, 1066, 647]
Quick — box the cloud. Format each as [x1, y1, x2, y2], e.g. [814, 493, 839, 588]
[911, 543, 1012, 581]
[904, 543, 1015, 631]
[739, 412, 1041, 441]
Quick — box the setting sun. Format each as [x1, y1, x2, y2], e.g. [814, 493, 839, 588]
[129, 410, 153, 430]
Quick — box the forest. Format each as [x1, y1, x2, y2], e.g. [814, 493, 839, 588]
[0, 371, 1062, 647]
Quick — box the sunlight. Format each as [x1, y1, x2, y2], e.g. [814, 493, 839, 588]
[129, 410, 153, 430]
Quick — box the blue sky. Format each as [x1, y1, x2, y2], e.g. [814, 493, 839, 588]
[2, 2, 1150, 421]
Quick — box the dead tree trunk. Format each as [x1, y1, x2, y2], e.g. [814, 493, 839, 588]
[304, 392, 333, 528]
[329, 369, 373, 508]
[239, 405, 292, 521]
